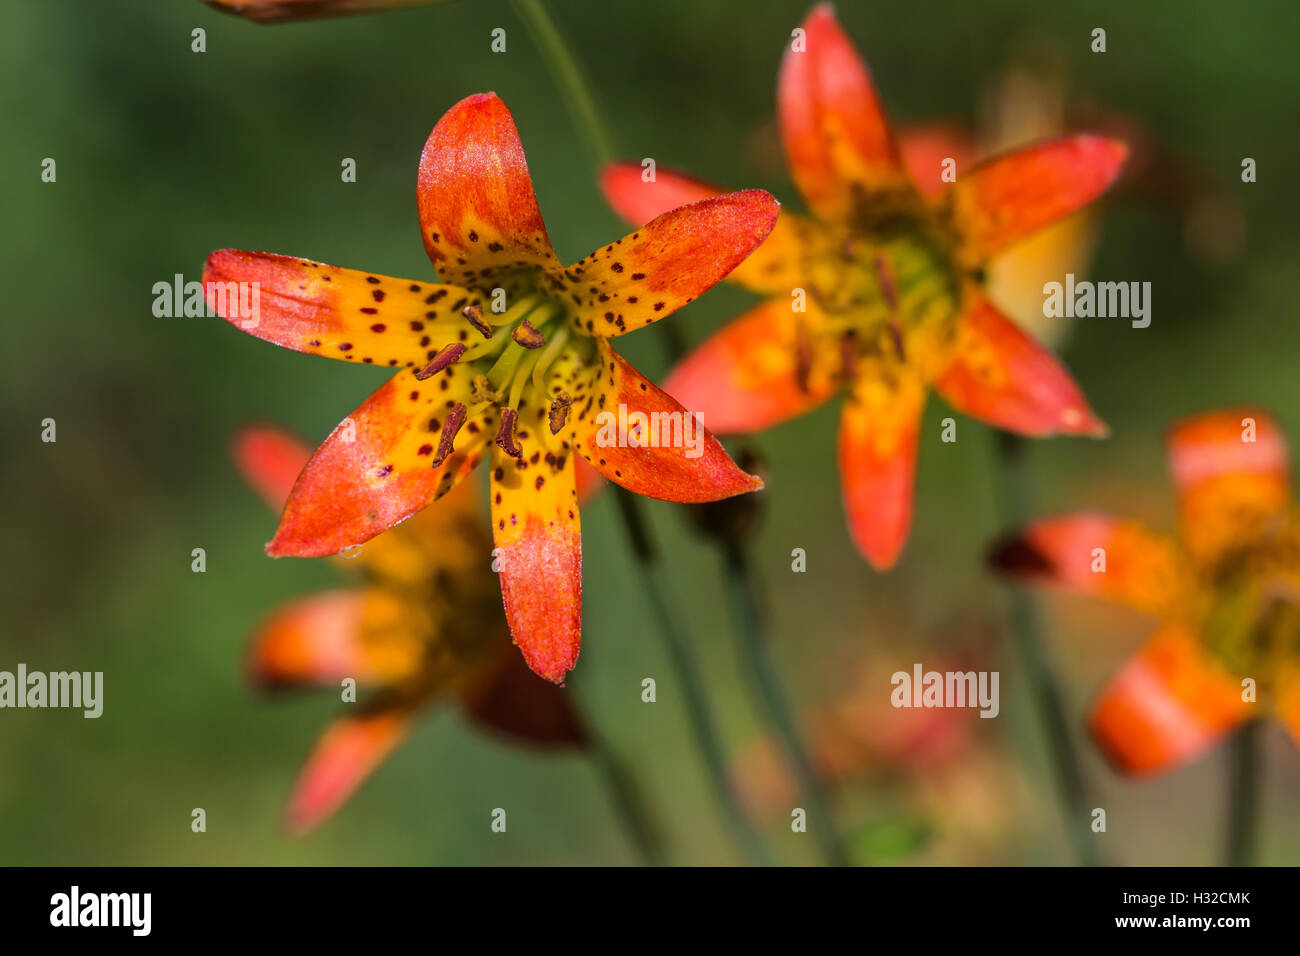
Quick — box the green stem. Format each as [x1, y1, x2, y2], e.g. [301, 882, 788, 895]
[994, 432, 1098, 866]
[614, 489, 773, 866]
[510, 0, 615, 167]
[1225, 719, 1261, 866]
[721, 536, 852, 866]
[587, 728, 668, 865]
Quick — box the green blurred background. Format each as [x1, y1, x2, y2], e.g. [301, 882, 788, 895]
[2, 0, 1297, 865]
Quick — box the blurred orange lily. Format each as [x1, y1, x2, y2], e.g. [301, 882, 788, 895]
[601, 3, 1127, 569]
[205, 93, 775, 682]
[232, 423, 586, 833]
[991, 408, 1300, 776]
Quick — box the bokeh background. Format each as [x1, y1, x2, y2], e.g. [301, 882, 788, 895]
[2, 0, 1297, 865]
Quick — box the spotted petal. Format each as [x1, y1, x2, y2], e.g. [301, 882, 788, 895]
[417, 92, 561, 286]
[1089, 624, 1250, 776]
[777, 3, 906, 222]
[268, 370, 494, 557]
[204, 251, 483, 369]
[599, 162, 817, 295]
[285, 705, 414, 834]
[661, 298, 839, 434]
[489, 434, 582, 684]
[837, 366, 925, 570]
[933, 290, 1106, 437]
[1167, 408, 1291, 567]
[988, 514, 1190, 617]
[563, 190, 779, 338]
[571, 340, 764, 503]
[943, 135, 1127, 265]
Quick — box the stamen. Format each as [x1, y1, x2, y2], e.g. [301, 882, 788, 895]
[490, 292, 543, 327]
[470, 374, 501, 405]
[462, 304, 492, 339]
[510, 318, 547, 349]
[431, 403, 468, 466]
[531, 326, 571, 394]
[495, 407, 522, 458]
[840, 332, 859, 382]
[414, 342, 466, 380]
[549, 391, 572, 435]
[874, 254, 899, 311]
[794, 321, 813, 394]
[461, 322, 514, 362]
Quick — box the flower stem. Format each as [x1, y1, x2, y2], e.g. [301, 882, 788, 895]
[1225, 718, 1261, 866]
[613, 488, 773, 865]
[510, 0, 615, 167]
[586, 727, 668, 865]
[721, 535, 852, 866]
[993, 432, 1098, 866]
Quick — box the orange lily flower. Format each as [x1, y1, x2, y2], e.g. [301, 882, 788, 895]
[204, 93, 776, 682]
[600, 3, 1128, 569]
[232, 423, 586, 833]
[990, 408, 1300, 776]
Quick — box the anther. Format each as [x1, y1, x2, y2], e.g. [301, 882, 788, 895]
[462, 304, 492, 339]
[874, 254, 899, 311]
[840, 332, 859, 382]
[431, 403, 467, 466]
[510, 319, 547, 349]
[414, 342, 466, 380]
[470, 374, 501, 404]
[549, 391, 572, 435]
[495, 407, 522, 457]
[794, 322, 813, 394]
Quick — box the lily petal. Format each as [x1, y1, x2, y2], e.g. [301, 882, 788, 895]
[489, 435, 582, 685]
[599, 162, 816, 295]
[988, 513, 1189, 616]
[565, 190, 779, 338]
[898, 123, 975, 200]
[661, 298, 839, 434]
[461, 647, 588, 747]
[417, 92, 560, 286]
[838, 367, 926, 570]
[204, 251, 481, 368]
[777, 3, 905, 222]
[231, 423, 311, 510]
[1090, 624, 1249, 776]
[268, 371, 494, 557]
[285, 706, 414, 834]
[572, 339, 764, 502]
[944, 134, 1127, 264]
[1167, 408, 1291, 567]
[933, 290, 1106, 437]
[248, 590, 422, 688]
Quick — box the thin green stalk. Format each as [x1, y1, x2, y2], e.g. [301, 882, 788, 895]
[587, 728, 669, 865]
[511, 0, 614, 166]
[1225, 719, 1261, 866]
[721, 536, 852, 866]
[614, 489, 773, 865]
[994, 432, 1098, 866]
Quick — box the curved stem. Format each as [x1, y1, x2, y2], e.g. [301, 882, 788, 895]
[1225, 718, 1261, 866]
[510, 0, 615, 167]
[587, 728, 668, 865]
[614, 489, 773, 865]
[994, 432, 1098, 866]
[722, 536, 852, 866]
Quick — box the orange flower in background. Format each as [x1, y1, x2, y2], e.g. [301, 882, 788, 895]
[205, 93, 775, 682]
[600, 3, 1127, 569]
[991, 408, 1300, 776]
[232, 424, 586, 833]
